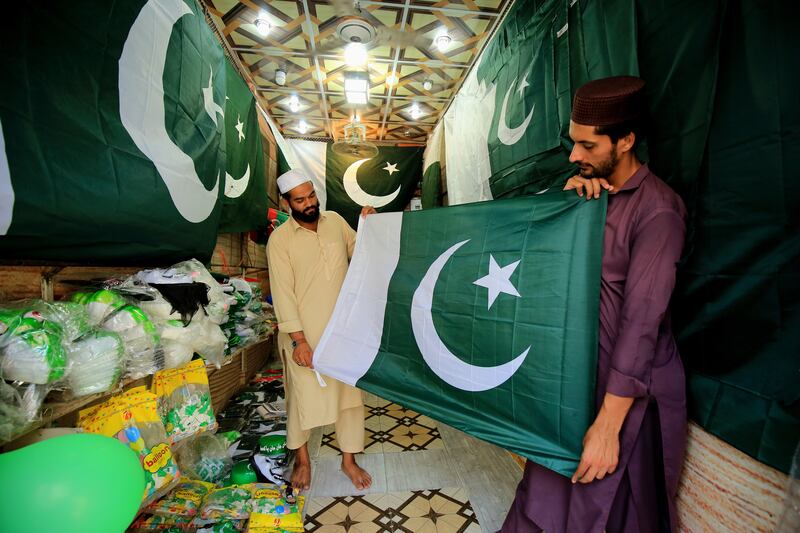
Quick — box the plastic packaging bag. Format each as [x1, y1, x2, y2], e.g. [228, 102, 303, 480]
[83, 289, 126, 326]
[171, 260, 235, 325]
[145, 478, 215, 518]
[101, 304, 162, 379]
[159, 320, 195, 369]
[0, 308, 68, 384]
[0, 380, 33, 442]
[152, 360, 216, 443]
[176, 433, 233, 483]
[198, 485, 252, 521]
[67, 330, 125, 396]
[247, 484, 305, 533]
[185, 314, 227, 368]
[128, 513, 192, 531]
[78, 386, 180, 506]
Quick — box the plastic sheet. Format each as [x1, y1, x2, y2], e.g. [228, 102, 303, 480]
[176, 433, 233, 484]
[152, 360, 216, 444]
[0, 307, 68, 385]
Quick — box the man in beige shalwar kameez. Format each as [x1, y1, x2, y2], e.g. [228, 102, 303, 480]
[267, 169, 374, 492]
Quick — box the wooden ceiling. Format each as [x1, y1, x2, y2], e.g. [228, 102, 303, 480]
[202, 0, 512, 144]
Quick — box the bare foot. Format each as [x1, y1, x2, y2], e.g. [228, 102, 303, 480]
[341, 453, 372, 490]
[290, 443, 312, 491]
[290, 461, 311, 492]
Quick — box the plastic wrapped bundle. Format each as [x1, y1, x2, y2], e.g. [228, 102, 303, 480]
[0, 380, 32, 442]
[30, 301, 91, 343]
[159, 320, 194, 369]
[67, 330, 125, 396]
[0, 310, 68, 385]
[102, 304, 161, 379]
[152, 360, 216, 443]
[171, 259, 235, 325]
[176, 433, 233, 484]
[83, 289, 126, 326]
[185, 315, 226, 368]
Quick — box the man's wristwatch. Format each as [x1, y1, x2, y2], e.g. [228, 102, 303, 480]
[291, 339, 304, 348]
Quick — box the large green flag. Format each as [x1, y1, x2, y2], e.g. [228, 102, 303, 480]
[314, 192, 606, 476]
[219, 60, 267, 233]
[325, 145, 423, 228]
[421, 123, 443, 209]
[0, 0, 226, 262]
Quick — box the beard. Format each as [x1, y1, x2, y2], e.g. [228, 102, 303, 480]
[292, 203, 320, 223]
[577, 147, 618, 179]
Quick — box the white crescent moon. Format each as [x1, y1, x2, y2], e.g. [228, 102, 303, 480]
[411, 239, 530, 392]
[497, 77, 535, 146]
[343, 158, 401, 208]
[224, 164, 250, 198]
[119, 0, 219, 224]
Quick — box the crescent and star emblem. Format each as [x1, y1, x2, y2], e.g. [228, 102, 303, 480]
[119, 0, 220, 224]
[411, 239, 530, 392]
[343, 158, 401, 208]
[497, 74, 535, 146]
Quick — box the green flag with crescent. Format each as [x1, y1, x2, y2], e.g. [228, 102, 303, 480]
[325, 145, 423, 228]
[0, 0, 226, 262]
[314, 192, 605, 476]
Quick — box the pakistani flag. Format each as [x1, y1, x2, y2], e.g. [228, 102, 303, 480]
[219, 60, 267, 233]
[314, 192, 606, 476]
[326, 145, 423, 228]
[0, 0, 227, 262]
[421, 122, 443, 209]
[443, 0, 638, 204]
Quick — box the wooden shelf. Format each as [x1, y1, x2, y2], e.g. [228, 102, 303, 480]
[1, 334, 274, 450]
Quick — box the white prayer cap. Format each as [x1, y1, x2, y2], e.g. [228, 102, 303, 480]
[277, 169, 312, 195]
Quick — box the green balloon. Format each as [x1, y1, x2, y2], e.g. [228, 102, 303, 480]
[0, 434, 145, 533]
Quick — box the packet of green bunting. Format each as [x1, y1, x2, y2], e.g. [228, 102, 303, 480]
[199, 485, 253, 521]
[145, 478, 215, 518]
[152, 359, 217, 444]
[128, 513, 192, 531]
[246, 484, 305, 533]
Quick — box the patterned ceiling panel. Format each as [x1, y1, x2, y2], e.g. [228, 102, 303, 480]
[203, 0, 513, 145]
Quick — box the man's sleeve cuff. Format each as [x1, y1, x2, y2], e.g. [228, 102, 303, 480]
[606, 368, 648, 398]
[277, 319, 303, 333]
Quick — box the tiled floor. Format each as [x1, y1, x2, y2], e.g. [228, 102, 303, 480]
[303, 393, 522, 532]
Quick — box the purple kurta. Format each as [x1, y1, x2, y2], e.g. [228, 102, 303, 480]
[501, 165, 687, 533]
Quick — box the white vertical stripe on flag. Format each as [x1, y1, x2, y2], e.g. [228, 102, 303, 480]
[257, 106, 328, 210]
[443, 57, 496, 205]
[313, 212, 404, 385]
[0, 119, 14, 235]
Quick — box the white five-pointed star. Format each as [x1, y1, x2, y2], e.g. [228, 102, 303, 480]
[473, 255, 522, 309]
[202, 69, 224, 126]
[517, 73, 530, 97]
[383, 162, 399, 176]
[235, 114, 245, 142]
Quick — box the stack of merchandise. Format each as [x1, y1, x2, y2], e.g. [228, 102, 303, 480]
[129, 372, 302, 532]
[217, 277, 274, 356]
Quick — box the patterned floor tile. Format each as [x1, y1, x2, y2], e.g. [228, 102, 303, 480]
[318, 401, 443, 456]
[304, 488, 481, 532]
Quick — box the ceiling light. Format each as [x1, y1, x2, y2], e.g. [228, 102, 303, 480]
[435, 31, 452, 51]
[288, 95, 300, 113]
[386, 72, 399, 86]
[409, 103, 423, 120]
[275, 69, 286, 86]
[298, 120, 308, 134]
[255, 17, 271, 36]
[423, 79, 433, 91]
[344, 72, 369, 105]
[344, 42, 368, 67]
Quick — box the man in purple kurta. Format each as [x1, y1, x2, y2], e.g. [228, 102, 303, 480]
[501, 76, 687, 532]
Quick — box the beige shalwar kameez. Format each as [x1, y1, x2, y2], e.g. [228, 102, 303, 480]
[267, 210, 364, 451]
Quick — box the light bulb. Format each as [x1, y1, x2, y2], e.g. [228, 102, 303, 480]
[409, 103, 422, 120]
[435, 32, 452, 51]
[275, 69, 286, 86]
[298, 120, 308, 134]
[288, 95, 300, 113]
[255, 18, 271, 36]
[423, 79, 433, 91]
[344, 42, 368, 67]
[386, 72, 399, 86]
